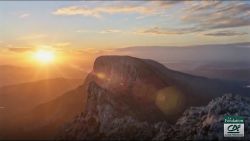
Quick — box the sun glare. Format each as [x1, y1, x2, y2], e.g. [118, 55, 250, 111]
[33, 49, 55, 64]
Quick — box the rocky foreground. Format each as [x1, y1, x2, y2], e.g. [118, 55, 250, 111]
[57, 93, 250, 140]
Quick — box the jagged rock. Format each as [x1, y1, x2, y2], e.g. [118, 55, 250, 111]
[152, 122, 172, 140]
[58, 93, 250, 140]
[104, 116, 154, 140]
[170, 94, 250, 140]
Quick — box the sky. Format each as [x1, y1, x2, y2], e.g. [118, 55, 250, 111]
[0, 1, 250, 66]
[1, 1, 249, 49]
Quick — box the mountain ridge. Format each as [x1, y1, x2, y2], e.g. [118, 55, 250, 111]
[57, 55, 250, 140]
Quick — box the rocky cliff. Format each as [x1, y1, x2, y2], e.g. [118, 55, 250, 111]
[57, 56, 250, 140]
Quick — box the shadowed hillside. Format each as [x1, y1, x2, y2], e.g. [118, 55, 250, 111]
[0, 78, 83, 139]
[0, 78, 83, 116]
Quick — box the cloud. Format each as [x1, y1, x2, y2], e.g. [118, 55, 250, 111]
[52, 1, 179, 18]
[19, 13, 30, 19]
[18, 34, 47, 40]
[100, 29, 122, 34]
[54, 42, 71, 47]
[181, 1, 250, 30]
[155, 1, 181, 7]
[76, 30, 89, 33]
[52, 1, 182, 19]
[53, 5, 155, 18]
[204, 30, 248, 37]
[137, 1, 250, 36]
[8, 47, 33, 53]
[137, 26, 203, 35]
[139, 27, 249, 37]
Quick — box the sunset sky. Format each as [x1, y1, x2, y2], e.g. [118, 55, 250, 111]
[0, 1, 250, 65]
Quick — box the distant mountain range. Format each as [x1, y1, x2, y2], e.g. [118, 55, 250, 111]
[0, 65, 87, 87]
[0, 78, 83, 116]
[112, 42, 250, 81]
[116, 42, 250, 63]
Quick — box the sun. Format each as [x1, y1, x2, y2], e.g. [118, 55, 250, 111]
[33, 49, 55, 64]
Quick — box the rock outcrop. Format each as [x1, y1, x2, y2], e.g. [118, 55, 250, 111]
[58, 94, 250, 140]
[155, 94, 250, 140]
[57, 56, 250, 140]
